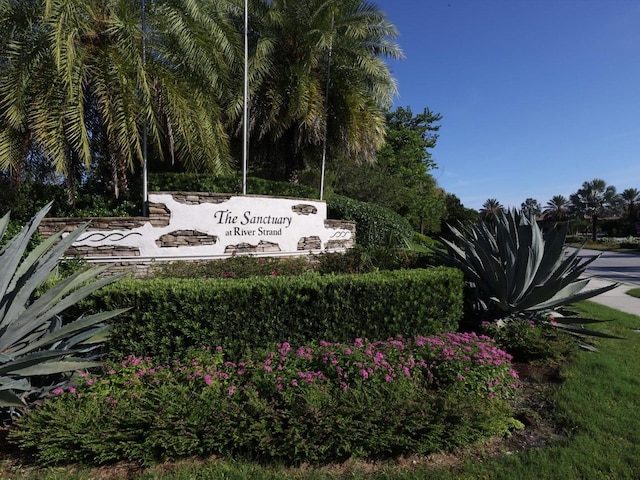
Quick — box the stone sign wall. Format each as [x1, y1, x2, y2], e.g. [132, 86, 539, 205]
[39, 192, 355, 275]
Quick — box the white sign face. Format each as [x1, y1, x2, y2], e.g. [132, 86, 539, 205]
[70, 193, 353, 260]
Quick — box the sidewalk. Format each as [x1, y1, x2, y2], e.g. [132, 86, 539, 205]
[582, 277, 640, 316]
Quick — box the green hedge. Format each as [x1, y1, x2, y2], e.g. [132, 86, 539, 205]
[326, 194, 414, 247]
[149, 173, 318, 199]
[83, 267, 463, 361]
[149, 173, 414, 247]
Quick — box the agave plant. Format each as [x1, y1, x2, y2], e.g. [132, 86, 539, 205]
[0, 203, 126, 411]
[440, 209, 618, 323]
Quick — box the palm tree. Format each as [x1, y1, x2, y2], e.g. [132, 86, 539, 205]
[245, 0, 403, 180]
[480, 198, 503, 223]
[0, 0, 239, 202]
[544, 195, 570, 222]
[520, 198, 541, 218]
[570, 179, 618, 241]
[620, 188, 640, 221]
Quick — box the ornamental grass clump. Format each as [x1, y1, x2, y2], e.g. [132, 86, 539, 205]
[11, 334, 521, 466]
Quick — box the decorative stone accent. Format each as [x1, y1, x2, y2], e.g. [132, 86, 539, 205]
[171, 192, 232, 205]
[39, 216, 167, 238]
[292, 204, 318, 215]
[66, 245, 141, 257]
[324, 219, 355, 250]
[147, 202, 171, 227]
[297, 236, 321, 250]
[326, 239, 351, 249]
[224, 241, 281, 254]
[156, 230, 217, 247]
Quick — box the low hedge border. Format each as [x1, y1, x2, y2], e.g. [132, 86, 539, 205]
[82, 267, 464, 361]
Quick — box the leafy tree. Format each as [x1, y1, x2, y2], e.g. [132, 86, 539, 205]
[479, 198, 503, 223]
[570, 179, 620, 241]
[439, 193, 479, 241]
[543, 195, 570, 222]
[520, 198, 541, 218]
[246, 0, 402, 179]
[0, 0, 239, 202]
[334, 107, 446, 234]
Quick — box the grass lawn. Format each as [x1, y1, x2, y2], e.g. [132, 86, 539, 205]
[2, 301, 639, 479]
[627, 288, 640, 299]
[566, 241, 640, 254]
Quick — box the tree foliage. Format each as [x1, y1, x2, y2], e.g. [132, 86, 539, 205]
[543, 195, 570, 222]
[0, 0, 406, 206]
[570, 179, 620, 241]
[0, 0, 240, 201]
[520, 198, 541, 218]
[242, 0, 402, 179]
[620, 188, 640, 221]
[334, 107, 446, 234]
[479, 198, 504, 223]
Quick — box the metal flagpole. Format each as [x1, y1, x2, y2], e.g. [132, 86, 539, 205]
[242, 0, 249, 195]
[319, 14, 334, 201]
[141, 0, 148, 216]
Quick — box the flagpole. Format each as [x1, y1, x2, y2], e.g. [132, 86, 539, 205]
[319, 14, 334, 201]
[242, 0, 249, 195]
[141, 0, 148, 215]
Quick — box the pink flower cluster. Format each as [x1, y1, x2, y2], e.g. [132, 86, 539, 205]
[52, 333, 519, 405]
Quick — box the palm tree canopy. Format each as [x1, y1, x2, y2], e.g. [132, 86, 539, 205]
[620, 187, 640, 220]
[544, 194, 569, 221]
[480, 198, 503, 222]
[0, 0, 239, 191]
[520, 198, 541, 218]
[246, 0, 403, 177]
[570, 178, 620, 217]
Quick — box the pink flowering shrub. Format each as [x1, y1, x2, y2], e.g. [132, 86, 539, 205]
[12, 335, 521, 466]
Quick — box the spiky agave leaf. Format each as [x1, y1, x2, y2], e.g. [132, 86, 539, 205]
[0, 203, 125, 409]
[440, 209, 619, 319]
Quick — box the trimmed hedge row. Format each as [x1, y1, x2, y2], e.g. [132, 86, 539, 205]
[83, 267, 463, 361]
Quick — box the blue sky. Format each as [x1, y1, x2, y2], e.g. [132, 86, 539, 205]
[375, 0, 640, 211]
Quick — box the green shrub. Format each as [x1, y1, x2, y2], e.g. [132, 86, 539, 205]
[327, 194, 414, 247]
[149, 173, 318, 199]
[11, 333, 520, 466]
[313, 245, 432, 274]
[151, 247, 433, 280]
[480, 318, 577, 364]
[151, 255, 313, 279]
[79, 268, 463, 361]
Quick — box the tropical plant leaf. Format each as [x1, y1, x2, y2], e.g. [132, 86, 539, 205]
[0, 389, 25, 408]
[439, 208, 619, 319]
[0, 205, 123, 410]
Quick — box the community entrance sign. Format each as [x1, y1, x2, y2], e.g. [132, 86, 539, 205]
[40, 193, 354, 268]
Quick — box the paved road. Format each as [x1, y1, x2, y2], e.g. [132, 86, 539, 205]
[563, 248, 640, 316]
[571, 248, 640, 287]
